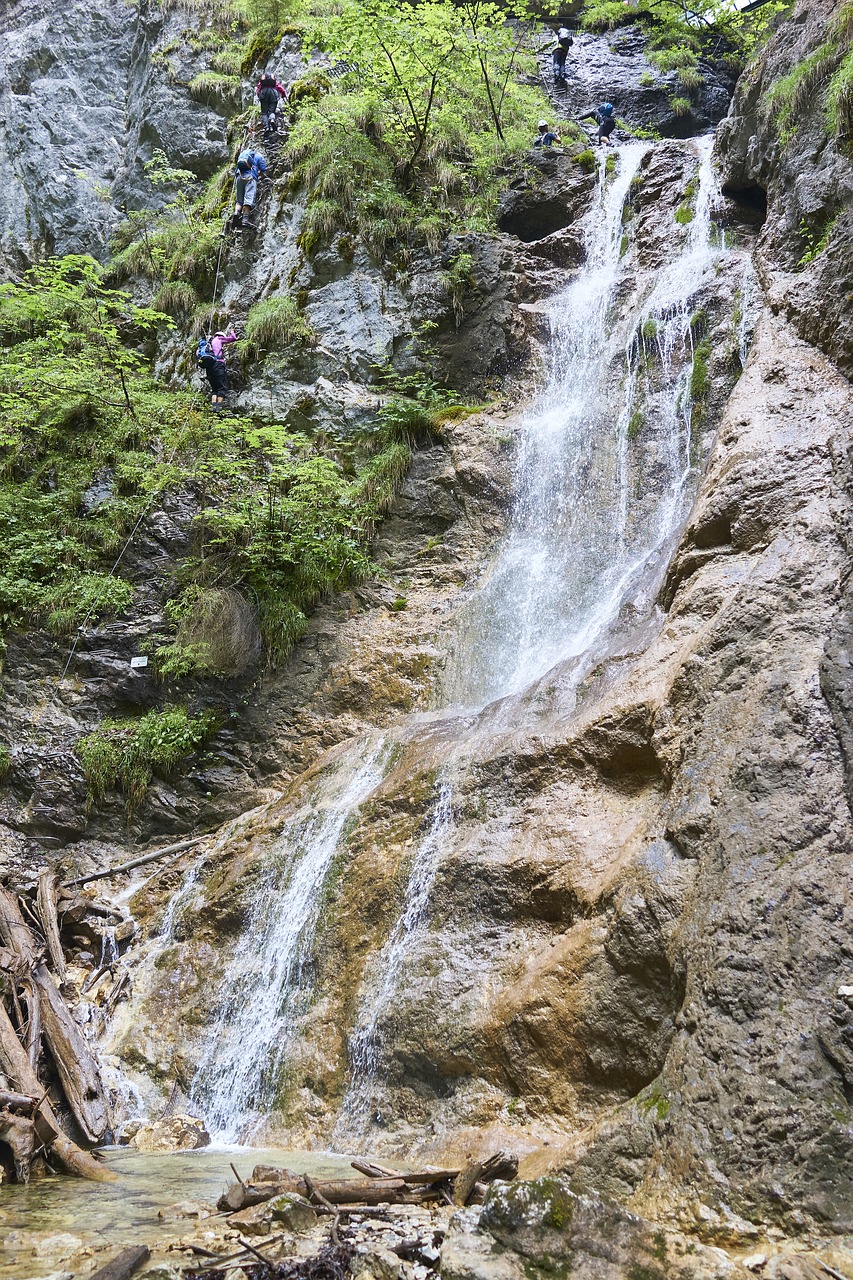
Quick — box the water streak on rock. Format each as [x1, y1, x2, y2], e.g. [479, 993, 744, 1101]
[190, 735, 393, 1143]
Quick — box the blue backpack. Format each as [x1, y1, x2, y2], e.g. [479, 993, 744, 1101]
[197, 337, 216, 367]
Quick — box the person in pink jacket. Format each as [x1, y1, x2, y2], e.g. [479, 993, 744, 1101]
[256, 71, 287, 135]
[205, 330, 237, 410]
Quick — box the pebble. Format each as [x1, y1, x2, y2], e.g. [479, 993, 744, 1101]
[742, 1254, 768, 1272]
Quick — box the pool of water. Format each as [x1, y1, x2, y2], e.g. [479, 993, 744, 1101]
[0, 1146, 353, 1277]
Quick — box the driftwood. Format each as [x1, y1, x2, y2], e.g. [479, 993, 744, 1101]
[63, 836, 206, 888]
[0, 881, 117, 1182]
[453, 1151, 519, 1206]
[219, 1161, 517, 1218]
[36, 869, 67, 983]
[33, 961, 110, 1142]
[0, 1108, 36, 1181]
[0, 1088, 37, 1112]
[0, 1000, 115, 1182]
[88, 1245, 151, 1280]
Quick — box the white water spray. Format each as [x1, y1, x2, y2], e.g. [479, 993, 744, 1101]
[190, 736, 393, 1142]
[335, 779, 453, 1136]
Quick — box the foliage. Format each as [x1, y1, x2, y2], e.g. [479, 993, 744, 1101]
[0, 745, 10, 779]
[187, 70, 244, 108]
[798, 213, 839, 266]
[674, 202, 694, 225]
[285, 0, 547, 252]
[762, 4, 853, 140]
[243, 295, 315, 360]
[77, 704, 218, 816]
[0, 256, 175, 631]
[669, 96, 692, 117]
[574, 148, 597, 173]
[627, 408, 645, 440]
[580, 0, 790, 62]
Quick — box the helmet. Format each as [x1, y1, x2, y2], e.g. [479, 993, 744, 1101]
[538, 120, 549, 129]
[602, 102, 614, 115]
[214, 331, 226, 337]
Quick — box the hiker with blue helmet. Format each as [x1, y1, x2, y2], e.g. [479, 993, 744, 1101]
[552, 27, 573, 84]
[231, 148, 268, 230]
[580, 102, 616, 146]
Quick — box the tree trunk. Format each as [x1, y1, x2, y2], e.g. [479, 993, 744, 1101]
[36, 870, 67, 982]
[32, 962, 110, 1143]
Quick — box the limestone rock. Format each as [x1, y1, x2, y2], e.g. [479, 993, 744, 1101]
[132, 1113, 209, 1152]
[268, 1193, 318, 1233]
[443, 1183, 753, 1280]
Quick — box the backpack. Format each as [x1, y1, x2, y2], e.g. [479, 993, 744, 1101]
[558, 28, 573, 47]
[197, 337, 216, 368]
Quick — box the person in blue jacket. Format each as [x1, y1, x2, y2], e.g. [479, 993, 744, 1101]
[580, 102, 616, 146]
[232, 148, 267, 230]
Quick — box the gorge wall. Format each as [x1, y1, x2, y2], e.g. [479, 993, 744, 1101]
[0, 0, 852, 1267]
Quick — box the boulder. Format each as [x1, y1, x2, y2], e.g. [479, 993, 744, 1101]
[132, 1113, 209, 1153]
[268, 1193, 318, 1233]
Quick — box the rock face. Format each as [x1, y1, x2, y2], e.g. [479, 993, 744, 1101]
[0, 0, 234, 268]
[441, 1180, 753, 1280]
[3, 0, 853, 1260]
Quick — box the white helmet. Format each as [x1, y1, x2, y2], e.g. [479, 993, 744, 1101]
[538, 120, 549, 129]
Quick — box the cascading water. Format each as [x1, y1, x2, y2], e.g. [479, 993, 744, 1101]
[443, 137, 722, 709]
[333, 139, 728, 1135]
[190, 735, 393, 1143]
[335, 779, 454, 1136]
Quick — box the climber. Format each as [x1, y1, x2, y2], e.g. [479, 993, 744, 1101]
[198, 330, 237, 410]
[533, 120, 561, 148]
[256, 70, 287, 135]
[579, 102, 616, 146]
[232, 148, 268, 230]
[552, 28, 573, 84]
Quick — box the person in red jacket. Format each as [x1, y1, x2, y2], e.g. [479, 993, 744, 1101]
[256, 71, 287, 135]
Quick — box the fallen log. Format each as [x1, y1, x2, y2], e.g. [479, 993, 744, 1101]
[303, 1177, 408, 1205]
[33, 961, 111, 1143]
[88, 1245, 150, 1280]
[352, 1158, 403, 1178]
[0, 887, 111, 1144]
[218, 1177, 306, 1213]
[453, 1151, 518, 1206]
[63, 836, 206, 888]
[0, 1001, 115, 1182]
[36, 869, 67, 982]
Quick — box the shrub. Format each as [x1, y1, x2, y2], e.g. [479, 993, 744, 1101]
[152, 280, 198, 316]
[243, 295, 315, 360]
[669, 96, 692, 117]
[157, 585, 261, 677]
[77, 704, 218, 816]
[574, 148, 597, 173]
[675, 203, 694, 225]
[187, 71, 243, 109]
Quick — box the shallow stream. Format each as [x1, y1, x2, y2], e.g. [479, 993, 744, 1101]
[0, 1147, 351, 1278]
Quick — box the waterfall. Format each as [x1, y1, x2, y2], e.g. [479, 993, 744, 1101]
[443, 138, 722, 710]
[167, 140, 728, 1145]
[334, 140, 727, 1133]
[334, 779, 453, 1137]
[190, 735, 393, 1143]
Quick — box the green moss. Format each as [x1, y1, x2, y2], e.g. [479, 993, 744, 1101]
[628, 409, 645, 440]
[669, 96, 692, 117]
[637, 1082, 672, 1121]
[689, 307, 708, 336]
[0, 745, 10, 779]
[689, 338, 712, 404]
[675, 203, 694, 225]
[619, 233, 629, 258]
[186, 70, 243, 108]
[574, 148, 597, 173]
[639, 70, 655, 87]
[605, 152, 616, 174]
[641, 317, 658, 340]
